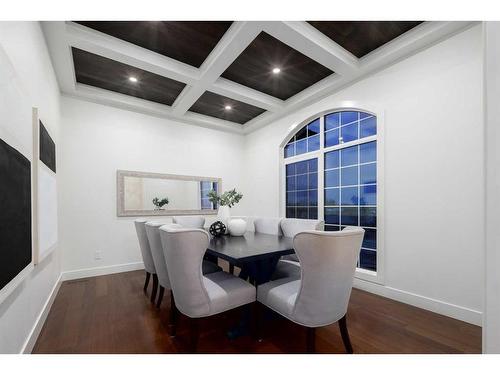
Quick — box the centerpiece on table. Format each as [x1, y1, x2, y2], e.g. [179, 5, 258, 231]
[207, 188, 245, 236]
[152, 197, 169, 210]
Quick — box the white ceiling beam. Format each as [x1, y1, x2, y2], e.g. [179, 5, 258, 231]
[171, 21, 263, 116]
[69, 83, 244, 134]
[261, 21, 359, 76]
[65, 21, 200, 85]
[210, 77, 284, 112]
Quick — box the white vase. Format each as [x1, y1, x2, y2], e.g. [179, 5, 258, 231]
[228, 218, 246, 236]
[217, 206, 231, 234]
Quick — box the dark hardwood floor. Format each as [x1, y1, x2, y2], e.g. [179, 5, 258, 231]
[33, 268, 481, 354]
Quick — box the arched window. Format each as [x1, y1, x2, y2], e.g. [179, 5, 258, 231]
[281, 109, 380, 276]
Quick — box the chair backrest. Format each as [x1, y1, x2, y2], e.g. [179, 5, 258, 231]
[159, 226, 211, 317]
[172, 216, 205, 229]
[253, 217, 284, 236]
[134, 219, 156, 274]
[280, 218, 324, 238]
[291, 228, 364, 327]
[145, 221, 181, 289]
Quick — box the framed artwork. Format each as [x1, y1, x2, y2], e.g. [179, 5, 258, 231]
[32, 108, 58, 264]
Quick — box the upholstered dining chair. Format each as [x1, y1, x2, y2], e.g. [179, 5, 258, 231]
[134, 219, 158, 303]
[172, 216, 205, 229]
[159, 225, 256, 352]
[253, 217, 284, 236]
[257, 227, 364, 353]
[146, 221, 222, 309]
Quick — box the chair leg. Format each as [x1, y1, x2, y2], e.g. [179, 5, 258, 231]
[189, 318, 199, 353]
[339, 315, 353, 354]
[150, 274, 158, 303]
[169, 291, 177, 337]
[143, 272, 151, 293]
[229, 264, 234, 275]
[306, 327, 316, 353]
[156, 286, 165, 309]
[252, 302, 263, 341]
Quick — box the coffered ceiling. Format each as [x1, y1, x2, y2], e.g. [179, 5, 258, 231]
[42, 21, 475, 134]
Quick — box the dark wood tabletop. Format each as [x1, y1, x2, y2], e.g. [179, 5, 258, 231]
[206, 231, 294, 264]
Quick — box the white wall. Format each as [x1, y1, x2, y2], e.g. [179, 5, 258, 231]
[59, 97, 245, 274]
[0, 22, 61, 353]
[241, 25, 484, 324]
[484, 21, 500, 353]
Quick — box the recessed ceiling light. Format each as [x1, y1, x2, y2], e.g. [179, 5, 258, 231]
[272, 67, 281, 74]
[225, 105, 232, 110]
[129, 76, 138, 83]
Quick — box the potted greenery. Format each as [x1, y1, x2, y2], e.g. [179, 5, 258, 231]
[152, 197, 169, 210]
[207, 189, 243, 235]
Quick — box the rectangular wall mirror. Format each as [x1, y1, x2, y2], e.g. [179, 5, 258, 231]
[117, 170, 221, 217]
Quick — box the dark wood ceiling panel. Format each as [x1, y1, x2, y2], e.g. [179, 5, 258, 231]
[308, 21, 423, 58]
[189, 91, 266, 124]
[74, 21, 233, 68]
[72, 47, 186, 106]
[221, 32, 333, 101]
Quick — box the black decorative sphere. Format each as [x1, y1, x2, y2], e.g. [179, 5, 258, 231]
[209, 221, 226, 237]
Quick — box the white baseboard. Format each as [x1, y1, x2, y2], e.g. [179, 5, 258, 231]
[61, 262, 144, 281]
[353, 278, 482, 326]
[21, 274, 62, 354]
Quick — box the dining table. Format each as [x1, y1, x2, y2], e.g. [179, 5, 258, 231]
[205, 231, 295, 339]
[206, 231, 295, 285]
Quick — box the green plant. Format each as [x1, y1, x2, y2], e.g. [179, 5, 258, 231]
[152, 197, 169, 209]
[207, 188, 243, 208]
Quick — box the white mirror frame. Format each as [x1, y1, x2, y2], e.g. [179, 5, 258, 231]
[116, 169, 221, 217]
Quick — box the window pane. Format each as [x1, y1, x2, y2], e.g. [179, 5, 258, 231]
[325, 150, 339, 169]
[341, 166, 358, 186]
[296, 191, 308, 206]
[324, 188, 339, 206]
[359, 249, 376, 271]
[341, 207, 358, 226]
[341, 187, 358, 205]
[287, 191, 296, 206]
[309, 172, 318, 189]
[296, 174, 308, 190]
[341, 122, 359, 143]
[296, 207, 308, 219]
[325, 128, 340, 147]
[286, 207, 296, 218]
[360, 141, 376, 163]
[325, 225, 340, 231]
[325, 112, 340, 130]
[360, 163, 376, 184]
[362, 228, 377, 249]
[360, 185, 376, 205]
[308, 158, 318, 172]
[296, 160, 308, 174]
[341, 111, 358, 125]
[360, 116, 376, 138]
[325, 207, 340, 225]
[296, 126, 308, 140]
[284, 143, 295, 158]
[295, 138, 307, 155]
[360, 112, 372, 120]
[341, 145, 358, 166]
[307, 119, 320, 136]
[309, 207, 318, 219]
[309, 190, 318, 206]
[360, 207, 377, 227]
[286, 163, 296, 176]
[307, 134, 320, 152]
[325, 169, 339, 188]
[286, 176, 296, 191]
